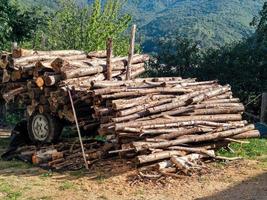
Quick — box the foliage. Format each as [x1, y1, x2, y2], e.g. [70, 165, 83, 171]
[122, 0, 266, 52]
[16, 0, 266, 52]
[5, 113, 21, 126]
[29, 0, 132, 55]
[218, 139, 267, 160]
[58, 181, 75, 191]
[251, 2, 267, 43]
[0, 181, 22, 200]
[0, 0, 46, 51]
[196, 2, 267, 106]
[148, 2, 267, 116]
[147, 37, 201, 77]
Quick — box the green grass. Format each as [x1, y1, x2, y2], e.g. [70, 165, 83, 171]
[0, 160, 31, 170]
[39, 170, 53, 179]
[0, 181, 22, 200]
[58, 181, 75, 191]
[0, 138, 11, 148]
[217, 139, 267, 163]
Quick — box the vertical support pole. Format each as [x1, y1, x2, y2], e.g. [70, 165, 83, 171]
[126, 25, 136, 80]
[0, 100, 5, 126]
[11, 42, 18, 51]
[67, 87, 89, 170]
[41, 33, 47, 50]
[11, 42, 18, 57]
[106, 38, 113, 80]
[260, 92, 267, 123]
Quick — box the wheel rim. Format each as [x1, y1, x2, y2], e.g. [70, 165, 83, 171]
[31, 114, 49, 141]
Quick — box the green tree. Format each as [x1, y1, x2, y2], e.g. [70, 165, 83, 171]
[148, 2, 267, 116]
[147, 36, 201, 77]
[194, 2, 267, 115]
[0, 0, 45, 50]
[251, 2, 267, 43]
[33, 0, 132, 55]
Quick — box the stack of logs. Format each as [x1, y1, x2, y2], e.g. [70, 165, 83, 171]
[1, 49, 261, 176]
[88, 77, 260, 176]
[0, 49, 149, 127]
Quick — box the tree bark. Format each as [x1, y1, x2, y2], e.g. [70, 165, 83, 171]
[126, 25, 136, 80]
[132, 125, 255, 152]
[106, 38, 113, 80]
[137, 150, 185, 164]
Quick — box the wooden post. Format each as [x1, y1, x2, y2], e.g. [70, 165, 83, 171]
[41, 33, 47, 49]
[12, 42, 18, 51]
[106, 38, 113, 80]
[0, 100, 6, 126]
[67, 87, 89, 170]
[126, 25, 137, 80]
[11, 42, 18, 56]
[260, 92, 267, 123]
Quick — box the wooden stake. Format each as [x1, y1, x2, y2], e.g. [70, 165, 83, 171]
[260, 92, 267, 123]
[106, 38, 113, 80]
[12, 42, 18, 51]
[126, 25, 136, 80]
[67, 86, 89, 170]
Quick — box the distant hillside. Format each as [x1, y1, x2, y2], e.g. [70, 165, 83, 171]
[122, 0, 266, 52]
[18, 0, 266, 52]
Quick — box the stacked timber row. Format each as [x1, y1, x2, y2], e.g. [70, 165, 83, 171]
[89, 78, 260, 176]
[0, 48, 149, 129]
[1, 48, 261, 176]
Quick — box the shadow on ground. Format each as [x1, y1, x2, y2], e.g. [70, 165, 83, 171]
[197, 172, 267, 200]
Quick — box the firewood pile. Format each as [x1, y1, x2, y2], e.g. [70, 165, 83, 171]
[0, 48, 261, 177]
[0, 49, 149, 127]
[87, 77, 260, 176]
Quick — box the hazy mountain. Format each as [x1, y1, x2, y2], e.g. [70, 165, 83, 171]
[18, 0, 266, 52]
[121, 0, 265, 52]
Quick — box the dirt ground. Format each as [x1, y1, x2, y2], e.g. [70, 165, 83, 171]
[0, 129, 266, 200]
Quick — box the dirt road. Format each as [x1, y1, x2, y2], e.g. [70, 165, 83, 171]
[0, 130, 266, 200]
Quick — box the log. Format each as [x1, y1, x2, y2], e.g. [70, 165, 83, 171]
[147, 88, 218, 114]
[11, 70, 22, 81]
[170, 153, 210, 174]
[137, 150, 185, 164]
[118, 64, 145, 80]
[88, 50, 107, 58]
[187, 106, 244, 115]
[106, 38, 113, 80]
[231, 130, 261, 139]
[2, 87, 26, 102]
[157, 160, 173, 170]
[115, 114, 242, 130]
[126, 25, 136, 80]
[44, 75, 62, 86]
[140, 121, 243, 129]
[202, 98, 240, 104]
[35, 77, 45, 88]
[13, 49, 86, 58]
[2, 69, 10, 83]
[156, 127, 209, 140]
[188, 85, 230, 104]
[101, 87, 190, 100]
[133, 125, 255, 151]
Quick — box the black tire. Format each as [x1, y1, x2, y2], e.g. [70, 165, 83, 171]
[27, 112, 63, 144]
